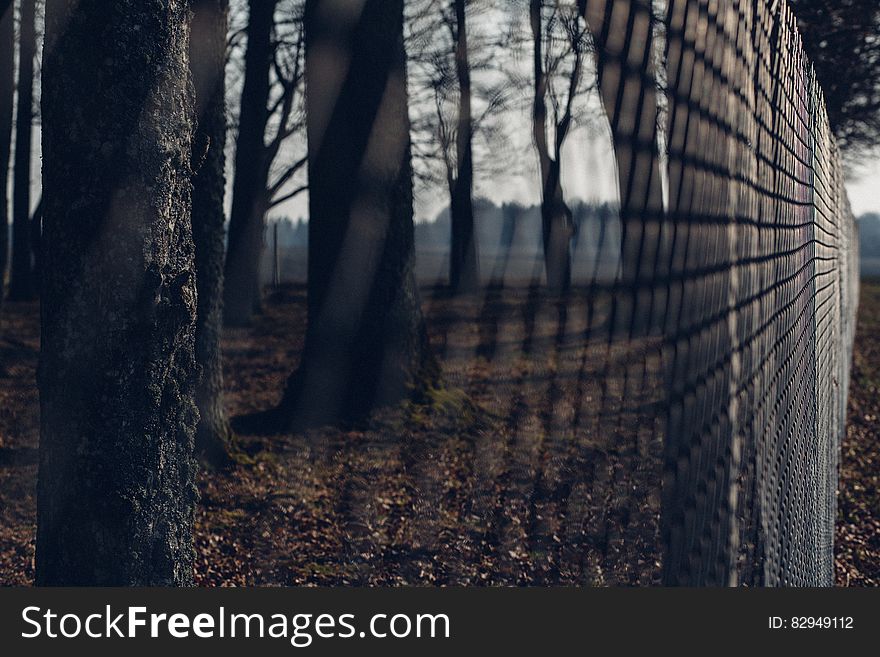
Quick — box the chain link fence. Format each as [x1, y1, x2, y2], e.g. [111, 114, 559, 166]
[585, 0, 857, 585]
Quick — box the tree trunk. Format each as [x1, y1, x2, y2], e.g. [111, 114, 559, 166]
[37, 0, 198, 585]
[542, 163, 572, 292]
[0, 0, 13, 307]
[449, 0, 478, 294]
[223, 0, 276, 326]
[191, 0, 234, 465]
[530, 0, 572, 293]
[8, 0, 35, 301]
[278, 0, 437, 429]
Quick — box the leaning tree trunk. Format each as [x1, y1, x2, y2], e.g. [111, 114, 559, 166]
[222, 0, 276, 327]
[0, 0, 13, 307]
[449, 0, 479, 294]
[37, 0, 198, 585]
[8, 0, 35, 301]
[191, 0, 234, 465]
[278, 0, 437, 429]
[580, 0, 665, 334]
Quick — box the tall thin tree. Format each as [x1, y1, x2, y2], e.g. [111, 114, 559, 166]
[8, 0, 35, 301]
[275, 0, 438, 429]
[38, 0, 198, 585]
[223, 0, 276, 326]
[0, 0, 13, 306]
[530, 0, 586, 293]
[449, 0, 479, 293]
[408, 0, 509, 293]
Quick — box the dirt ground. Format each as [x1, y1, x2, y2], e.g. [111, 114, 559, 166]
[0, 282, 877, 586]
[835, 281, 880, 586]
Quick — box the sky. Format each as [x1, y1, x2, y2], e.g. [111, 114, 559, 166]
[270, 127, 880, 225]
[846, 159, 880, 217]
[269, 119, 623, 225]
[25, 119, 879, 226]
[26, 97, 879, 227]
[20, 1, 880, 228]
[263, 16, 880, 226]
[263, 1, 880, 227]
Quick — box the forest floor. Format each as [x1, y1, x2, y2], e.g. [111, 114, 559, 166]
[835, 280, 880, 586]
[0, 281, 877, 586]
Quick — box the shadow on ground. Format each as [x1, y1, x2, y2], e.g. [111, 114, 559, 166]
[2, 281, 877, 586]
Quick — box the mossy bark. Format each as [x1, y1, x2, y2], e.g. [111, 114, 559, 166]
[191, 0, 234, 466]
[37, 0, 198, 585]
[278, 0, 437, 429]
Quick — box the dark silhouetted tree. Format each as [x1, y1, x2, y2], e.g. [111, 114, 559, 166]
[191, 0, 234, 465]
[224, 0, 306, 326]
[790, 0, 880, 154]
[37, 0, 198, 585]
[530, 0, 588, 292]
[224, 0, 307, 326]
[276, 0, 438, 429]
[223, 0, 276, 326]
[8, 0, 35, 301]
[408, 0, 512, 293]
[0, 0, 13, 306]
[448, 0, 479, 293]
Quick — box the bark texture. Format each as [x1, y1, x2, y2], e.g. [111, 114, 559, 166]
[222, 0, 276, 326]
[8, 0, 35, 301]
[449, 0, 478, 294]
[191, 0, 233, 464]
[279, 0, 437, 428]
[37, 0, 198, 585]
[0, 0, 13, 305]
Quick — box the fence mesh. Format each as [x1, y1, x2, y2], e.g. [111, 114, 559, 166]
[582, 0, 858, 586]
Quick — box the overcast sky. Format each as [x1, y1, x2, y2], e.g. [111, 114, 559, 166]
[265, 2, 880, 226]
[270, 127, 880, 224]
[846, 160, 880, 217]
[23, 2, 879, 227]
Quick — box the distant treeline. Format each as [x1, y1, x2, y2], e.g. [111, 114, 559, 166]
[271, 198, 619, 253]
[859, 212, 880, 276]
[262, 206, 880, 281]
[265, 199, 624, 286]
